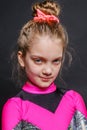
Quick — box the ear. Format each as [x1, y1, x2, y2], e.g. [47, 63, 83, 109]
[17, 51, 25, 67]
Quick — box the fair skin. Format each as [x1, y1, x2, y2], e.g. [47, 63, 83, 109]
[18, 35, 63, 88]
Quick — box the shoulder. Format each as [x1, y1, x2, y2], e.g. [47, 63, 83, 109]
[2, 97, 22, 113]
[57, 88, 81, 99]
[3, 89, 26, 109]
[65, 90, 82, 98]
[64, 90, 85, 105]
[64, 90, 87, 117]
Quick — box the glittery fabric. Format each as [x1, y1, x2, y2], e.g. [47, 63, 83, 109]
[68, 111, 87, 130]
[13, 120, 40, 130]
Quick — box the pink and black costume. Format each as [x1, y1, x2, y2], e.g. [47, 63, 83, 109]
[2, 82, 87, 130]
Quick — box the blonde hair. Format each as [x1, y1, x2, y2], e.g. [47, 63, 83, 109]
[18, 0, 68, 55]
[12, 0, 70, 87]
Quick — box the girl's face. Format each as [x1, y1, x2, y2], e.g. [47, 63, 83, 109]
[18, 35, 63, 88]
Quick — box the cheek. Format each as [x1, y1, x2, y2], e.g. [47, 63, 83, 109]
[54, 64, 61, 75]
[25, 64, 41, 76]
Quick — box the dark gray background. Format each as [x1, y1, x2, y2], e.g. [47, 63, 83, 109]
[0, 0, 87, 125]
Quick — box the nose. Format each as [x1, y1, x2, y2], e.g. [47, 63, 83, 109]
[42, 63, 52, 76]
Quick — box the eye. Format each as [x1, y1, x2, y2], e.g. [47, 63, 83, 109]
[34, 58, 42, 64]
[53, 58, 62, 65]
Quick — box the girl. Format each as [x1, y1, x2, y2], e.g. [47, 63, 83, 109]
[2, 0, 87, 130]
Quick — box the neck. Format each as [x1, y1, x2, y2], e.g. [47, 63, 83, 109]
[22, 82, 56, 94]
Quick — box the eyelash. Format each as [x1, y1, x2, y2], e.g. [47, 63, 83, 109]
[53, 59, 62, 65]
[33, 58, 62, 65]
[34, 59, 42, 64]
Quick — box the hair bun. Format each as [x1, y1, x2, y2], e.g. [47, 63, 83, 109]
[32, 0, 61, 17]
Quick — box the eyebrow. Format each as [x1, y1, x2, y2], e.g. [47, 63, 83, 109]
[30, 55, 63, 61]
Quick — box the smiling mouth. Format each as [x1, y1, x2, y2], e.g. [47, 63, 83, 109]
[40, 77, 53, 81]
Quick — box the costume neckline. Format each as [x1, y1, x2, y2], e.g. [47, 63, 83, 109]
[22, 82, 56, 94]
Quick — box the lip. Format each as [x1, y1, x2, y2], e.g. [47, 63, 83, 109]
[40, 77, 53, 81]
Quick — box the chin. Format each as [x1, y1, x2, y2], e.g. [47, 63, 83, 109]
[38, 82, 52, 89]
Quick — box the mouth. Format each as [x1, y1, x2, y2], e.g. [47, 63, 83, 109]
[40, 77, 53, 82]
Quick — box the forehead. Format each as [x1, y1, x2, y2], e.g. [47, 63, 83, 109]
[29, 35, 63, 57]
